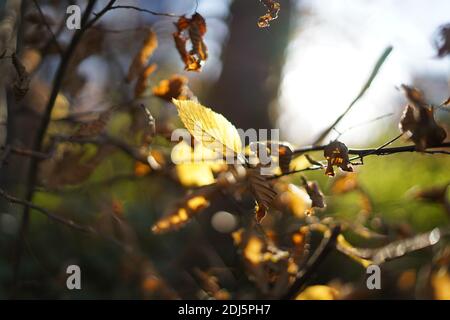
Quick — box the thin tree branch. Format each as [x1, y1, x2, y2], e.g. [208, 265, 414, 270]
[313, 46, 393, 145]
[0, 188, 128, 251]
[13, 0, 115, 291]
[101, 5, 182, 19]
[1, 145, 49, 161]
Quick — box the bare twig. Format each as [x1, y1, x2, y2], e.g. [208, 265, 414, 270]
[102, 5, 182, 19]
[277, 140, 450, 179]
[13, 0, 116, 290]
[313, 46, 393, 145]
[0, 145, 49, 161]
[52, 134, 148, 163]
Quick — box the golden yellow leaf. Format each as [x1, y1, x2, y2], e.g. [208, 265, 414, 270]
[172, 99, 243, 158]
[176, 163, 215, 187]
[289, 155, 310, 171]
[244, 236, 264, 265]
[296, 285, 339, 300]
[279, 184, 311, 218]
[151, 195, 210, 234]
[432, 268, 450, 300]
[172, 141, 226, 187]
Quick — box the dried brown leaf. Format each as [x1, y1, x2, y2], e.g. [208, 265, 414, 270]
[247, 168, 277, 222]
[258, 0, 281, 28]
[152, 75, 188, 102]
[399, 104, 447, 150]
[127, 29, 158, 82]
[134, 63, 157, 98]
[173, 14, 208, 72]
[301, 177, 326, 209]
[323, 140, 353, 177]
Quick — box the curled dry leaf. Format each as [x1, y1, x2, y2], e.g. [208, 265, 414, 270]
[134, 63, 157, 98]
[153, 75, 189, 102]
[323, 140, 353, 177]
[152, 195, 210, 234]
[258, 0, 281, 28]
[247, 168, 277, 223]
[401, 84, 428, 108]
[399, 85, 447, 150]
[173, 13, 208, 71]
[277, 143, 294, 174]
[399, 104, 447, 151]
[126, 29, 158, 82]
[301, 177, 326, 209]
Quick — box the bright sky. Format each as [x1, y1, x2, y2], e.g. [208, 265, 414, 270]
[278, 0, 450, 146]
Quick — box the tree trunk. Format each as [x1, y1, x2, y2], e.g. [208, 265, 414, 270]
[207, 0, 293, 131]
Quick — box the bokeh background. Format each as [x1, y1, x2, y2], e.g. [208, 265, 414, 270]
[0, 0, 449, 299]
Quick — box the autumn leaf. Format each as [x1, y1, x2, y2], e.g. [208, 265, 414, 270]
[301, 177, 326, 209]
[151, 195, 210, 234]
[323, 140, 353, 176]
[134, 63, 157, 98]
[399, 85, 447, 150]
[127, 29, 158, 82]
[172, 141, 226, 187]
[257, 0, 281, 28]
[295, 285, 339, 300]
[247, 168, 277, 223]
[277, 143, 294, 174]
[153, 75, 189, 102]
[399, 104, 447, 151]
[172, 99, 243, 158]
[172, 13, 208, 71]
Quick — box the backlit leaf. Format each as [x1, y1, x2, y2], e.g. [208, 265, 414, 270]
[295, 285, 339, 300]
[172, 99, 243, 157]
[258, 0, 281, 28]
[323, 140, 353, 176]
